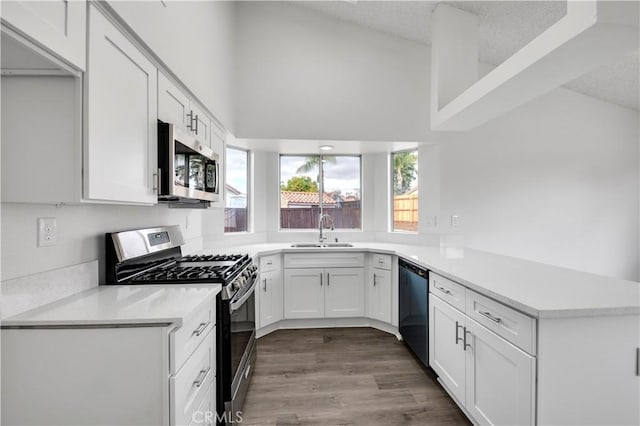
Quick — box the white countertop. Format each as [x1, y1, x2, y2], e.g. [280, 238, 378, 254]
[215, 242, 639, 319]
[1, 285, 221, 327]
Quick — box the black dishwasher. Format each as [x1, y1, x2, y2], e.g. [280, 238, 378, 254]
[399, 258, 429, 367]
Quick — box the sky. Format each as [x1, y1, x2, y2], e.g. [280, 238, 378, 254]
[225, 147, 248, 193]
[280, 155, 361, 197]
[225, 151, 362, 199]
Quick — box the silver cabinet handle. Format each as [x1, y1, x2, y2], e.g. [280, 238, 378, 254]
[192, 321, 210, 336]
[266, 260, 272, 265]
[327, 272, 330, 286]
[435, 285, 452, 295]
[378, 258, 384, 264]
[455, 321, 463, 345]
[153, 168, 162, 193]
[373, 274, 377, 286]
[263, 278, 267, 291]
[187, 110, 194, 131]
[636, 348, 640, 376]
[463, 327, 472, 351]
[194, 114, 199, 134]
[478, 310, 502, 323]
[193, 367, 211, 388]
[320, 273, 323, 286]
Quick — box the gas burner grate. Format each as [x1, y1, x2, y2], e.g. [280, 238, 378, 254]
[180, 253, 246, 263]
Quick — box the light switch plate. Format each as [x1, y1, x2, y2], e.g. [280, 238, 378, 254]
[38, 217, 57, 247]
[451, 215, 460, 227]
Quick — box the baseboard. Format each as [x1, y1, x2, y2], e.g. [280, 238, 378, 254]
[256, 317, 399, 339]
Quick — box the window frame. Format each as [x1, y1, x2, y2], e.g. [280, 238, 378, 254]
[278, 153, 363, 232]
[224, 145, 251, 234]
[390, 149, 419, 234]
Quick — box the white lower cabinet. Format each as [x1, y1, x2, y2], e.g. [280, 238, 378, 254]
[258, 254, 284, 328]
[1, 301, 216, 426]
[430, 295, 466, 404]
[430, 291, 536, 426]
[324, 268, 365, 318]
[367, 253, 393, 323]
[465, 318, 535, 426]
[284, 268, 325, 318]
[284, 267, 364, 319]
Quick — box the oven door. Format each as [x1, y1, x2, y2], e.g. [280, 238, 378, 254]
[228, 278, 257, 414]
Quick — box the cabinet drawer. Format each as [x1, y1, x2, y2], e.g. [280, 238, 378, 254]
[189, 379, 216, 426]
[430, 272, 466, 312]
[371, 253, 392, 271]
[466, 290, 536, 354]
[171, 329, 215, 426]
[171, 301, 215, 374]
[284, 252, 365, 268]
[260, 254, 281, 273]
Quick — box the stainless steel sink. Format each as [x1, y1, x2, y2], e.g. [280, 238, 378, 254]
[323, 243, 354, 247]
[290, 243, 354, 248]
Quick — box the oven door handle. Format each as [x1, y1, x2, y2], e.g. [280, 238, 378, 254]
[230, 278, 257, 313]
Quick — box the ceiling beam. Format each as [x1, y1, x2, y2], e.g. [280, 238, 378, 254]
[430, 1, 640, 131]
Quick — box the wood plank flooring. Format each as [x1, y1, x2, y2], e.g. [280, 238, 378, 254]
[240, 327, 471, 425]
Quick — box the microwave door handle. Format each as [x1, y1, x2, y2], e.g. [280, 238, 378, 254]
[215, 161, 220, 194]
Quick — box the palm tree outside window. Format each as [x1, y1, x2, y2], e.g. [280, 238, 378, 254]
[279, 155, 361, 230]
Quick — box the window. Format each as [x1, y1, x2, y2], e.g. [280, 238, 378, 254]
[280, 155, 361, 230]
[225, 147, 249, 233]
[392, 150, 418, 232]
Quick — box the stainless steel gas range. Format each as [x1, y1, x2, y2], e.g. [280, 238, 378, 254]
[104, 225, 257, 425]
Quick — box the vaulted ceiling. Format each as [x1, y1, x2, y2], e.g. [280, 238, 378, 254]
[296, 1, 639, 111]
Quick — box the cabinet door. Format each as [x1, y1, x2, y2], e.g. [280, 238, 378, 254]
[1, 0, 86, 70]
[429, 295, 467, 405]
[158, 72, 190, 128]
[259, 269, 283, 328]
[369, 268, 392, 323]
[85, 5, 158, 204]
[465, 317, 535, 426]
[284, 268, 324, 319]
[190, 103, 211, 148]
[325, 268, 364, 318]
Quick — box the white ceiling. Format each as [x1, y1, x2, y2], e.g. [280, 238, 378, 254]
[296, 0, 640, 111]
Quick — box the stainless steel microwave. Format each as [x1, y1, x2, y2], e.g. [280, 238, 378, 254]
[157, 121, 220, 206]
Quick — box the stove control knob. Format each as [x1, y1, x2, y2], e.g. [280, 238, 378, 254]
[236, 276, 246, 289]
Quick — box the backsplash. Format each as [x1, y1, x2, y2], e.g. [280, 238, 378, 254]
[1, 260, 98, 319]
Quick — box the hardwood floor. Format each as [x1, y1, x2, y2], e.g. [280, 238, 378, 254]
[241, 327, 471, 425]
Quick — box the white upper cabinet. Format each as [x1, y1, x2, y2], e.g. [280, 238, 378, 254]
[158, 72, 190, 129]
[1, 0, 86, 70]
[189, 103, 212, 148]
[84, 5, 158, 204]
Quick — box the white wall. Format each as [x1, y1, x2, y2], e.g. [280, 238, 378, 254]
[435, 89, 639, 281]
[233, 2, 639, 280]
[0, 203, 205, 283]
[108, 0, 235, 132]
[234, 2, 429, 142]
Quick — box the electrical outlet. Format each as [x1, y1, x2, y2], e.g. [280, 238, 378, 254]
[38, 217, 57, 247]
[451, 215, 460, 227]
[426, 216, 438, 227]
